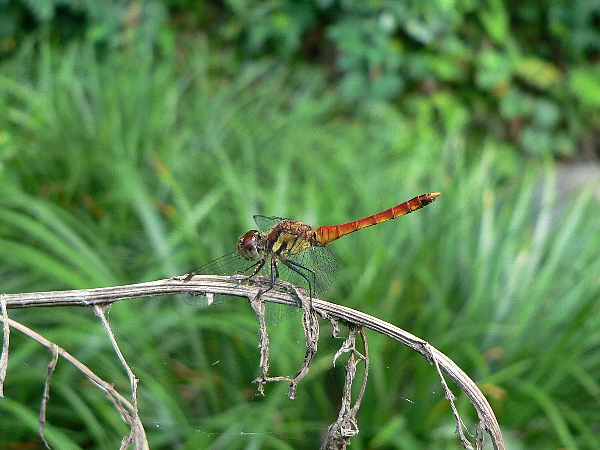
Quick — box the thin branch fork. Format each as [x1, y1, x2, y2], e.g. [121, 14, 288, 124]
[0, 309, 142, 445]
[1, 275, 505, 450]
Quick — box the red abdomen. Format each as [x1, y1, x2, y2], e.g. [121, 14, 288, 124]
[314, 192, 440, 245]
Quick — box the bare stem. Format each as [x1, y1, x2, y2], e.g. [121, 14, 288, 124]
[2, 275, 505, 450]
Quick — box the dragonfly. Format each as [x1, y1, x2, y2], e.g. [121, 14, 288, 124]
[184, 192, 440, 309]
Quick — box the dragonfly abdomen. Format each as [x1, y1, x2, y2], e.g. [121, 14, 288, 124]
[314, 192, 440, 244]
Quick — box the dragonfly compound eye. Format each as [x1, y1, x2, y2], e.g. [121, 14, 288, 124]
[238, 230, 261, 261]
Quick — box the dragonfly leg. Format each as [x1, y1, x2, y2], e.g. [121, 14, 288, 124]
[281, 258, 316, 299]
[249, 259, 266, 277]
[246, 259, 268, 289]
[271, 257, 280, 289]
[253, 257, 279, 296]
[183, 271, 196, 282]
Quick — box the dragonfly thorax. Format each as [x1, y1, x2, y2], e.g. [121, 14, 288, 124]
[266, 220, 318, 256]
[237, 230, 263, 261]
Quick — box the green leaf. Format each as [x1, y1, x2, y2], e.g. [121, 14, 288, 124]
[568, 66, 600, 109]
[475, 49, 512, 91]
[514, 57, 563, 91]
[20, 0, 54, 21]
[479, 0, 509, 44]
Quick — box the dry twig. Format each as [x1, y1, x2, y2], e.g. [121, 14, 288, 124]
[0, 294, 9, 397]
[93, 305, 148, 450]
[38, 343, 58, 449]
[321, 325, 369, 450]
[0, 316, 138, 447]
[1, 275, 505, 449]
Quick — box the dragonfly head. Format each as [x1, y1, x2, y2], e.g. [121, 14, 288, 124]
[238, 230, 262, 261]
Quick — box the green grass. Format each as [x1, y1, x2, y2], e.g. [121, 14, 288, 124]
[1, 35, 599, 449]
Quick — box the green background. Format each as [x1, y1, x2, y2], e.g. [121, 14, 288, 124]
[0, 1, 599, 448]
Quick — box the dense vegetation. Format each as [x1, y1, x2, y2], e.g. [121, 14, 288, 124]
[0, 1, 599, 448]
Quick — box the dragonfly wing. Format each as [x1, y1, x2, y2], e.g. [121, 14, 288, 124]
[187, 250, 301, 324]
[309, 246, 338, 297]
[185, 251, 264, 306]
[280, 245, 337, 298]
[253, 215, 285, 232]
[194, 251, 270, 277]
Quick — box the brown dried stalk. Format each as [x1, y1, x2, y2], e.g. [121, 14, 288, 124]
[1, 275, 505, 450]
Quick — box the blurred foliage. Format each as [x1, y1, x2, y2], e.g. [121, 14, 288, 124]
[0, 0, 170, 53]
[1, 33, 599, 449]
[0, 1, 599, 449]
[1, 0, 599, 158]
[186, 0, 599, 159]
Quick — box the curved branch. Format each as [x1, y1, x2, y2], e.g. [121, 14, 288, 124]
[2, 275, 504, 449]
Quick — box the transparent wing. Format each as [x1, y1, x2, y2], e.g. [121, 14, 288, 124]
[185, 251, 303, 323]
[185, 252, 262, 307]
[253, 215, 285, 232]
[192, 251, 262, 277]
[278, 245, 338, 298]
